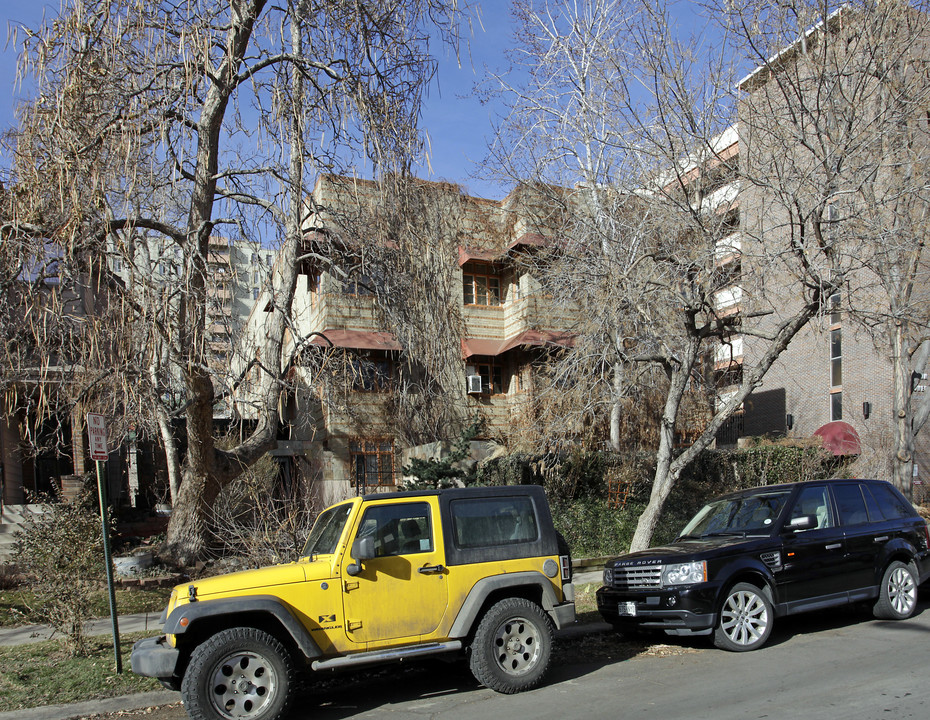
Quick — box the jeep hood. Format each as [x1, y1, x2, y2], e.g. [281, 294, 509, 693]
[185, 559, 333, 598]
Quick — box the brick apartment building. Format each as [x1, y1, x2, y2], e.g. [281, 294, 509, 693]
[710, 7, 930, 494]
[234, 175, 578, 504]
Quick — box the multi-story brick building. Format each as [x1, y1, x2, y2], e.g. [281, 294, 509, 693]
[710, 8, 930, 495]
[234, 175, 577, 503]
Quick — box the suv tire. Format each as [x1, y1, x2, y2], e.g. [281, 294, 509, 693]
[873, 560, 919, 620]
[713, 582, 774, 652]
[181, 627, 296, 720]
[469, 598, 553, 693]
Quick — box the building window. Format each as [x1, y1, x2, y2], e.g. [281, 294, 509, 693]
[831, 391, 843, 421]
[467, 360, 508, 395]
[830, 328, 842, 387]
[341, 273, 376, 296]
[350, 439, 395, 493]
[350, 353, 394, 392]
[251, 252, 258, 263]
[830, 291, 841, 324]
[463, 262, 502, 306]
[252, 288, 260, 300]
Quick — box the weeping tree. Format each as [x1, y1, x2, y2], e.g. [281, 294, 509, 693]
[1, 0, 465, 563]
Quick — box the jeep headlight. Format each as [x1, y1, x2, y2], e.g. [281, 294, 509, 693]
[603, 567, 614, 585]
[662, 561, 707, 586]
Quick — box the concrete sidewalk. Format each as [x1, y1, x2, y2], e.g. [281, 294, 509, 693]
[0, 612, 165, 647]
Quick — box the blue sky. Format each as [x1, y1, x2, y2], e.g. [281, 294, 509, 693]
[0, 2, 708, 201]
[0, 1, 516, 198]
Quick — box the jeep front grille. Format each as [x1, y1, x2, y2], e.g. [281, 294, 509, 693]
[610, 565, 663, 590]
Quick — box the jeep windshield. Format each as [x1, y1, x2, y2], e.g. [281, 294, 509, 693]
[302, 503, 353, 557]
[678, 490, 792, 539]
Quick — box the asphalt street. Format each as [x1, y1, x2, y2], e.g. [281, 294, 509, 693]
[16, 597, 926, 720]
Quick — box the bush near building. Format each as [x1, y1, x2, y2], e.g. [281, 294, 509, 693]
[479, 441, 848, 557]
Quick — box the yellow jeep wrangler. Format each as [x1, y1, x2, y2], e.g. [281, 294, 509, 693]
[131, 485, 575, 720]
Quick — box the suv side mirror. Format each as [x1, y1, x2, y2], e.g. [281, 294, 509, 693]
[346, 535, 375, 576]
[787, 515, 815, 531]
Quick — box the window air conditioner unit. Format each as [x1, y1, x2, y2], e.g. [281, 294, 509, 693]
[467, 374, 483, 394]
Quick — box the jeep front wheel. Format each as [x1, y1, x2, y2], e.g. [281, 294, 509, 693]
[181, 627, 296, 720]
[469, 598, 552, 693]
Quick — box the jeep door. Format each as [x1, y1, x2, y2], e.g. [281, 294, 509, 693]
[341, 499, 449, 646]
[779, 484, 849, 609]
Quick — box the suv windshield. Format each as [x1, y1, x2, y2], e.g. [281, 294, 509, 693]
[679, 490, 792, 538]
[302, 503, 353, 557]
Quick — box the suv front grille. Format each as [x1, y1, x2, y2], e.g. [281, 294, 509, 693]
[611, 565, 663, 590]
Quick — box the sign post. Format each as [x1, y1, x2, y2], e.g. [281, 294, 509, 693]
[86, 413, 122, 674]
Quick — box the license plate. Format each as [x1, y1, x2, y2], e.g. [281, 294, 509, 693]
[618, 601, 637, 617]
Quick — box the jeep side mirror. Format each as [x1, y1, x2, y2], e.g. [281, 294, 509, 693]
[346, 535, 376, 576]
[787, 515, 815, 531]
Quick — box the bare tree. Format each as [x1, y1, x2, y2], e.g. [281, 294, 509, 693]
[488, 0, 848, 550]
[2, 0, 464, 563]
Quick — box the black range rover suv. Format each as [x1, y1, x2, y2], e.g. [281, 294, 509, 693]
[597, 478, 930, 651]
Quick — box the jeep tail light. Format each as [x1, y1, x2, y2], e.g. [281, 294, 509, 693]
[560, 554, 572, 582]
[923, 521, 930, 551]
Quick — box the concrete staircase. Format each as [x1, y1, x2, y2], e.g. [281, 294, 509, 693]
[0, 505, 49, 563]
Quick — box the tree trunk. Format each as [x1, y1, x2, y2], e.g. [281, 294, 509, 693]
[610, 361, 623, 451]
[891, 320, 915, 499]
[629, 350, 693, 552]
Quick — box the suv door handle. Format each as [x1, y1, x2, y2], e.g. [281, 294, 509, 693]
[825, 543, 842, 550]
[418, 564, 446, 574]
[873, 536, 890, 543]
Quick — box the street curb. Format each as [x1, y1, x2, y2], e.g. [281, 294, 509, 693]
[0, 691, 180, 720]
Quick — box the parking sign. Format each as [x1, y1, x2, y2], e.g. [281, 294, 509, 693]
[86, 413, 108, 462]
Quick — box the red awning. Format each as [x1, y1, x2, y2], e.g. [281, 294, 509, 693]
[462, 338, 505, 358]
[505, 233, 548, 253]
[813, 421, 861, 456]
[309, 329, 401, 351]
[462, 331, 575, 358]
[499, 330, 575, 353]
[458, 246, 500, 266]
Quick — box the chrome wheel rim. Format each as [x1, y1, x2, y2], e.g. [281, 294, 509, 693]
[888, 566, 917, 616]
[720, 590, 769, 647]
[208, 650, 278, 719]
[492, 616, 542, 676]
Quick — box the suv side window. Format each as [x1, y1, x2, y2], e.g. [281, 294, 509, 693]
[451, 496, 539, 548]
[789, 485, 834, 531]
[867, 482, 915, 521]
[832, 484, 869, 526]
[356, 502, 433, 557]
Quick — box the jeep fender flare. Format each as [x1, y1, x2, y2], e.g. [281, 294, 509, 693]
[164, 595, 323, 662]
[448, 571, 566, 637]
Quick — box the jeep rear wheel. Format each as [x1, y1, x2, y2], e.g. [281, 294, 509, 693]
[469, 598, 552, 693]
[181, 627, 296, 720]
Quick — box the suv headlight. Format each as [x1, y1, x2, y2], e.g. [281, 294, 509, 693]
[603, 567, 614, 585]
[662, 561, 707, 586]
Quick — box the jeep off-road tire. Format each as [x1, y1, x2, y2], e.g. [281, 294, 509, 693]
[873, 560, 919, 620]
[181, 627, 296, 720]
[469, 597, 553, 693]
